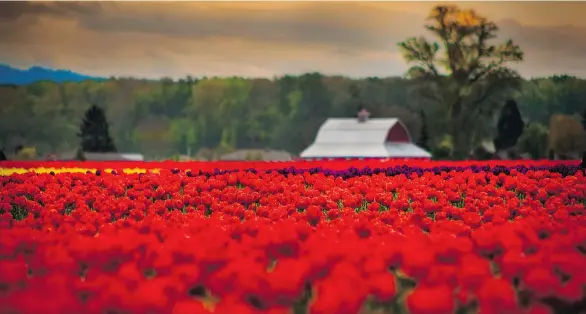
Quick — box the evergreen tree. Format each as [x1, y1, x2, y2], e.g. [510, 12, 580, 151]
[78, 105, 117, 152]
[417, 110, 430, 150]
[494, 99, 525, 151]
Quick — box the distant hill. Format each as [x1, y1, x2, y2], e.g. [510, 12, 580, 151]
[0, 64, 104, 85]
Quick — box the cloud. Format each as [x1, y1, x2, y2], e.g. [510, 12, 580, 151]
[3, 2, 426, 53]
[499, 19, 586, 59]
[1, 1, 585, 78]
[0, 2, 101, 21]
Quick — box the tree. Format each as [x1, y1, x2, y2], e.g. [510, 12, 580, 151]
[14, 145, 23, 156]
[348, 83, 364, 114]
[417, 109, 430, 150]
[4, 70, 586, 160]
[548, 149, 555, 160]
[398, 5, 524, 159]
[517, 123, 548, 159]
[431, 135, 453, 160]
[75, 147, 86, 161]
[167, 118, 198, 156]
[494, 99, 525, 151]
[580, 109, 586, 164]
[78, 105, 117, 153]
[548, 114, 586, 158]
[14, 146, 37, 160]
[582, 108, 586, 131]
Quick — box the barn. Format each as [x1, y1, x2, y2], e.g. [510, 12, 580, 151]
[300, 110, 431, 159]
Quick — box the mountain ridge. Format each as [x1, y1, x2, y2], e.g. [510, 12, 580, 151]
[0, 64, 104, 85]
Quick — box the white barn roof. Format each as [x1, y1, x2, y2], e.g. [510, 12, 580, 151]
[300, 118, 431, 159]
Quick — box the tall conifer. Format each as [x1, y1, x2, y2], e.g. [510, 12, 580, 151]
[78, 105, 116, 152]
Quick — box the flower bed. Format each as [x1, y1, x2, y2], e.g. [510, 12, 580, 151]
[0, 161, 585, 314]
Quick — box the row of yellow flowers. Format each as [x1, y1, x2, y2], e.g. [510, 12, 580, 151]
[0, 167, 156, 176]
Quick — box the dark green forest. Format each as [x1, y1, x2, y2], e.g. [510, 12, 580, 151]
[1, 5, 585, 160]
[1, 74, 584, 160]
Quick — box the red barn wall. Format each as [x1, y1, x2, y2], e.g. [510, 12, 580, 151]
[385, 123, 410, 143]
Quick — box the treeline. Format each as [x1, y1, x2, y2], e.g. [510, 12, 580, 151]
[0, 74, 584, 160]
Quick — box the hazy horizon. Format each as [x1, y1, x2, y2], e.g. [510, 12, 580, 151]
[2, 1, 586, 79]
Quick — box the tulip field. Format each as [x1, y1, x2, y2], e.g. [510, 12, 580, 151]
[0, 159, 585, 314]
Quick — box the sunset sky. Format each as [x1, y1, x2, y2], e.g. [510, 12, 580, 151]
[1, 1, 585, 79]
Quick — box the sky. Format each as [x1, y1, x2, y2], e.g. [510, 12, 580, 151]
[1, 1, 586, 79]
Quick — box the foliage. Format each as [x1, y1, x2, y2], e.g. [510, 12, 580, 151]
[14, 145, 23, 156]
[416, 110, 430, 150]
[167, 118, 197, 156]
[513, 77, 586, 124]
[14, 146, 37, 160]
[75, 147, 86, 161]
[398, 5, 524, 159]
[494, 99, 525, 151]
[517, 123, 548, 159]
[548, 149, 555, 160]
[471, 147, 493, 160]
[78, 105, 117, 153]
[431, 135, 453, 160]
[0, 75, 584, 160]
[548, 114, 586, 157]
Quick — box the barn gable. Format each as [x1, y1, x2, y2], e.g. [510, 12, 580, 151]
[300, 114, 431, 159]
